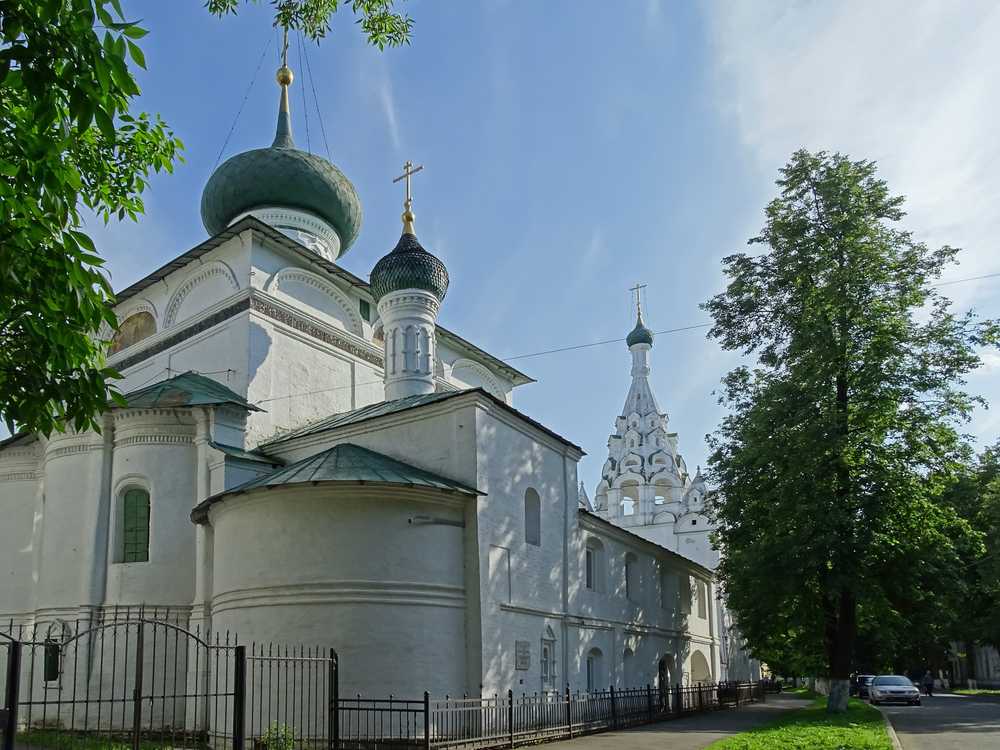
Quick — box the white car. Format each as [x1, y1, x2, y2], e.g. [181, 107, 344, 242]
[869, 675, 921, 706]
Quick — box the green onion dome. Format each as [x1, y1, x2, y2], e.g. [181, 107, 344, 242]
[370, 231, 450, 303]
[626, 312, 654, 347]
[200, 66, 362, 259]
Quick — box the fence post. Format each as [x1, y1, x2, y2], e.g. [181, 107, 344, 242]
[232, 645, 246, 750]
[674, 683, 682, 716]
[697, 684, 703, 713]
[2, 642, 21, 750]
[423, 691, 430, 750]
[609, 686, 617, 729]
[565, 684, 572, 739]
[330, 650, 339, 750]
[507, 689, 514, 748]
[646, 684, 653, 722]
[132, 622, 145, 750]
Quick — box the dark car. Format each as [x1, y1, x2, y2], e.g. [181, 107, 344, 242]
[856, 674, 876, 698]
[870, 675, 921, 706]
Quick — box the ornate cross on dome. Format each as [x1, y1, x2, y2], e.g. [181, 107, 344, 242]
[629, 282, 647, 317]
[393, 160, 424, 234]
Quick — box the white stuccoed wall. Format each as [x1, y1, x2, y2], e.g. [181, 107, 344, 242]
[207, 487, 469, 698]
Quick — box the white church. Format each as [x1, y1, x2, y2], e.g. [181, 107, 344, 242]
[0, 53, 756, 701]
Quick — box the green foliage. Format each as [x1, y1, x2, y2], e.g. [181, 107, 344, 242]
[0, 0, 183, 436]
[261, 722, 296, 750]
[944, 442, 1000, 651]
[703, 150, 998, 703]
[705, 696, 891, 750]
[205, 0, 413, 48]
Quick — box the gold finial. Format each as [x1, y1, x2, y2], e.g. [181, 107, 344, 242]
[277, 25, 293, 86]
[629, 282, 647, 318]
[393, 160, 424, 234]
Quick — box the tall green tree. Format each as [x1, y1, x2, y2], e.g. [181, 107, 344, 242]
[945, 442, 1000, 675]
[703, 150, 997, 711]
[0, 0, 409, 438]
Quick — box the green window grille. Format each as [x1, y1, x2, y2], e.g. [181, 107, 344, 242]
[122, 488, 150, 563]
[359, 299, 371, 322]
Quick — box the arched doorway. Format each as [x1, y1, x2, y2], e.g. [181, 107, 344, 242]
[658, 656, 672, 708]
[690, 650, 712, 684]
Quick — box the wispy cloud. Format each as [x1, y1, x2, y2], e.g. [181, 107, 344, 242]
[703, 0, 1000, 309]
[377, 67, 402, 153]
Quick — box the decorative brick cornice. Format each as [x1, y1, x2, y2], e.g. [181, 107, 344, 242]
[116, 434, 194, 448]
[0, 471, 38, 482]
[113, 295, 385, 373]
[250, 296, 384, 367]
[45, 443, 103, 461]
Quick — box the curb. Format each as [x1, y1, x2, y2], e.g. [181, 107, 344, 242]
[874, 706, 904, 750]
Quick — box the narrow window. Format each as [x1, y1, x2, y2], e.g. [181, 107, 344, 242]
[625, 553, 639, 602]
[679, 573, 692, 615]
[44, 639, 61, 682]
[122, 488, 150, 563]
[586, 549, 595, 590]
[524, 488, 541, 546]
[359, 299, 371, 322]
[697, 581, 708, 620]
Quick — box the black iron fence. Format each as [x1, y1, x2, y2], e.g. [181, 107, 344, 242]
[2, 609, 764, 750]
[337, 681, 765, 749]
[0, 608, 335, 750]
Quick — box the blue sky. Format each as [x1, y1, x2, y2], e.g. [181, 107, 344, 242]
[78, 0, 1000, 492]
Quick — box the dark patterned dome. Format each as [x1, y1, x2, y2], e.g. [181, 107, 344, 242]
[200, 67, 362, 257]
[370, 232, 449, 302]
[626, 313, 654, 347]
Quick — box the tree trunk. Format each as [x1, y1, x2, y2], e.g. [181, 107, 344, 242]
[828, 679, 850, 712]
[826, 588, 856, 713]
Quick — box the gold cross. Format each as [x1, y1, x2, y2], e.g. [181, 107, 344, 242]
[629, 282, 647, 316]
[393, 161, 424, 233]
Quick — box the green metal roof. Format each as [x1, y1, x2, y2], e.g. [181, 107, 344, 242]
[370, 232, 449, 302]
[123, 371, 261, 412]
[261, 390, 460, 447]
[210, 441, 282, 465]
[200, 86, 362, 257]
[192, 442, 480, 523]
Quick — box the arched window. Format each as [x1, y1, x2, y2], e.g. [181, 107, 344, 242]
[586, 648, 604, 693]
[621, 481, 639, 516]
[585, 538, 605, 592]
[697, 580, 708, 619]
[623, 647, 634, 687]
[541, 625, 557, 692]
[524, 488, 541, 546]
[121, 488, 150, 563]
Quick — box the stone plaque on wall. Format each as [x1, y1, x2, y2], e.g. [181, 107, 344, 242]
[515, 640, 530, 671]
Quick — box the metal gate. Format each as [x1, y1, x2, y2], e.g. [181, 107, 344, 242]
[1, 611, 338, 750]
[3, 613, 239, 750]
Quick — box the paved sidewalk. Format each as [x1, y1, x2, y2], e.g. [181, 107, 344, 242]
[546, 694, 810, 750]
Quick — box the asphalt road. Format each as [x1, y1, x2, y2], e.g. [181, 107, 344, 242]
[881, 693, 1000, 749]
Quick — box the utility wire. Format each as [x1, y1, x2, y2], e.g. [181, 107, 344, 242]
[301, 36, 332, 161]
[296, 30, 311, 153]
[931, 271, 1000, 288]
[213, 32, 272, 168]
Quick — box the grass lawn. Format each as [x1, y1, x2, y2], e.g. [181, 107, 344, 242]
[782, 686, 820, 698]
[954, 688, 1000, 695]
[704, 696, 892, 749]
